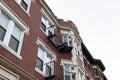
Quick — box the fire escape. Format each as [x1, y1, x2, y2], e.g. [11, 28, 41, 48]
[47, 29, 73, 53]
[44, 61, 63, 80]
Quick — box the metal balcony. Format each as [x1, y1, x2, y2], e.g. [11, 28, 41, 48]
[48, 31, 73, 53]
[44, 61, 63, 80]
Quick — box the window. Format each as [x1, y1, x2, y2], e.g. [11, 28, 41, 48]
[84, 59, 87, 67]
[62, 34, 72, 46]
[20, 0, 28, 11]
[0, 26, 6, 41]
[86, 76, 89, 80]
[40, 14, 55, 36]
[63, 35, 68, 45]
[36, 58, 43, 71]
[78, 69, 84, 80]
[0, 77, 4, 80]
[41, 21, 46, 32]
[0, 10, 9, 41]
[8, 25, 22, 52]
[88, 64, 91, 71]
[0, 9, 25, 58]
[15, 0, 31, 13]
[46, 65, 51, 76]
[93, 68, 98, 76]
[64, 64, 72, 80]
[36, 47, 54, 76]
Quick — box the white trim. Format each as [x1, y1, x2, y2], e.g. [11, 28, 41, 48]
[0, 65, 19, 80]
[35, 67, 45, 77]
[93, 66, 97, 68]
[41, 8, 55, 26]
[0, 1, 30, 35]
[61, 59, 73, 66]
[36, 37, 56, 60]
[15, 0, 31, 15]
[40, 8, 56, 36]
[0, 41, 22, 59]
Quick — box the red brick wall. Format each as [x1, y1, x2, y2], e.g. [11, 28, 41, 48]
[0, 0, 73, 79]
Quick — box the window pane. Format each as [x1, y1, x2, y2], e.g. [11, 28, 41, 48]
[0, 77, 4, 80]
[0, 26, 6, 41]
[41, 22, 46, 32]
[38, 47, 44, 60]
[36, 58, 43, 71]
[93, 68, 98, 76]
[64, 64, 71, 77]
[20, 0, 28, 10]
[9, 36, 19, 52]
[63, 35, 68, 46]
[46, 65, 51, 76]
[12, 25, 21, 40]
[0, 9, 9, 29]
[65, 75, 70, 80]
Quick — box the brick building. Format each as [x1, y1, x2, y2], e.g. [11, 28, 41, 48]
[0, 0, 107, 80]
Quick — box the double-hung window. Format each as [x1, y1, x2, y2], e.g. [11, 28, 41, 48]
[0, 10, 9, 41]
[41, 14, 55, 36]
[78, 69, 84, 80]
[8, 25, 22, 52]
[62, 34, 72, 46]
[93, 68, 98, 76]
[15, 0, 31, 13]
[36, 47, 54, 76]
[64, 64, 72, 80]
[0, 9, 25, 58]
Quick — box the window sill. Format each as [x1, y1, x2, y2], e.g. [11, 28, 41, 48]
[0, 41, 22, 60]
[35, 67, 45, 77]
[94, 75, 99, 78]
[18, 5, 30, 16]
[40, 27, 48, 36]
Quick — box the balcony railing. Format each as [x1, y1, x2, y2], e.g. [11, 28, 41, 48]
[48, 30, 73, 52]
[44, 61, 63, 80]
[45, 61, 63, 80]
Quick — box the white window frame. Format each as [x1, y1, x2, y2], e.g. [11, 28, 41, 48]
[63, 64, 72, 80]
[77, 68, 84, 80]
[15, 0, 31, 14]
[0, 75, 9, 80]
[0, 2, 29, 59]
[35, 38, 56, 77]
[36, 47, 54, 77]
[40, 9, 55, 36]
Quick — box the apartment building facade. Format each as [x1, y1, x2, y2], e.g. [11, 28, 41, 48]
[0, 0, 107, 80]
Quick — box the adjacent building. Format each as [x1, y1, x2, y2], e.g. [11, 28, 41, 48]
[0, 0, 107, 80]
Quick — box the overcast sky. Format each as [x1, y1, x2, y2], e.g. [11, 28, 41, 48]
[44, 0, 120, 80]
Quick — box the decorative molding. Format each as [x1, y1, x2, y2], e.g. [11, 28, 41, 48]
[36, 37, 57, 61]
[0, 55, 38, 80]
[0, 0, 30, 35]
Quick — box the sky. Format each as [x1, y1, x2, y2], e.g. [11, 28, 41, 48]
[44, 0, 120, 80]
